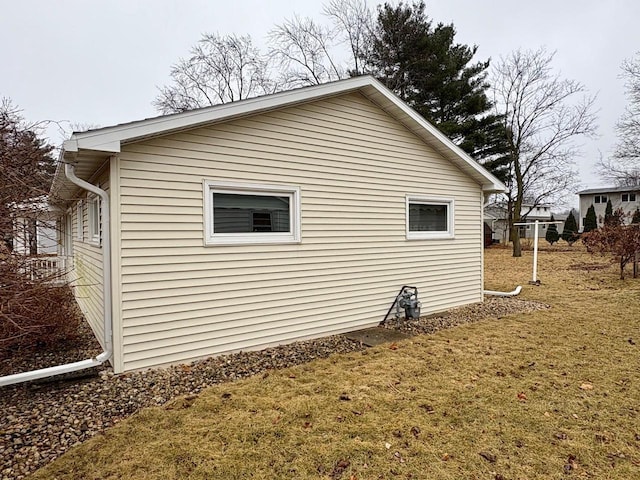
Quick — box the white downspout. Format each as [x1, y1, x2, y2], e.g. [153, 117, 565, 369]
[0, 162, 112, 387]
[484, 286, 522, 297]
[482, 192, 521, 297]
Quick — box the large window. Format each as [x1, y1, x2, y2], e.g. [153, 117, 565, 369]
[204, 181, 301, 245]
[406, 195, 454, 240]
[622, 193, 636, 202]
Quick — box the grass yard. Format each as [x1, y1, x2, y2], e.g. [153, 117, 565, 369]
[34, 247, 640, 479]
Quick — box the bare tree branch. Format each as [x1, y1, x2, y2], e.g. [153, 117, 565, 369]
[323, 0, 373, 75]
[269, 15, 346, 88]
[598, 52, 640, 186]
[154, 33, 276, 113]
[491, 47, 598, 256]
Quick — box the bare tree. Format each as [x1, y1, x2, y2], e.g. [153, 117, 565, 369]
[323, 0, 373, 76]
[269, 15, 346, 88]
[598, 52, 640, 186]
[0, 99, 56, 251]
[154, 33, 275, 113]
[491, 48, 597, 257]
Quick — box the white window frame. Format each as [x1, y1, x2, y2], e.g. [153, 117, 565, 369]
[622, 193, 636, 202]
[405, 195, 455, 240]
[88, 194, 101, 246]
[76, 200, 84, 241]
[203, 180, 301, 246]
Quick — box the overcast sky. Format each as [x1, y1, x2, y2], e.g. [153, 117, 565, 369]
[2, 0, 639, 198]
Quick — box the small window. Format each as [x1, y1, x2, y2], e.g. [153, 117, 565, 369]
[204, 181, 300, 245]
[602, 196, 608, 203]
[88, 195, 101, 245]
[594, 195, 601, 204]
[76, 201, 83, 241]
[622, 193, 636, 202]
[406, 196, 454, 240]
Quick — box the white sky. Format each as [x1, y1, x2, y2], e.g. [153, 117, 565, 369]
[1, 0, 639, 198]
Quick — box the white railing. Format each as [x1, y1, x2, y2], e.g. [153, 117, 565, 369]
[20, 255, 71, 284]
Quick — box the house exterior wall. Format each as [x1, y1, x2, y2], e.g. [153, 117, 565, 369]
[579, 191, 640, 230]
[67, 168, 110, 349]
[115, 92, 485, 372]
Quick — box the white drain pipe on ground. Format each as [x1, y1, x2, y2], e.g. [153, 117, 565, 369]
[0, 162, 112, 387]
[483, 286, 523, 297]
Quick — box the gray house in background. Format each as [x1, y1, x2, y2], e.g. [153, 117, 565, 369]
[484, 202, 554, 243]
[577, 186, 640, 230]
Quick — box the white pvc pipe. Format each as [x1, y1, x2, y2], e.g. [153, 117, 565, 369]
[0, 162, 113, 387]
[532, 220, 539, 282]
[483, 286, 522, 297]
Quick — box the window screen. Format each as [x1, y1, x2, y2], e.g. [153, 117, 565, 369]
[408, 202, 448, 232]
[213, 193, 290, 233]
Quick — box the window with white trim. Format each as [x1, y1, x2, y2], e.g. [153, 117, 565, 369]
[406, 196, 454, 239]
[76, 200, 83, 241]
[88, 195, 101, 245]
[622, 193, 636, 202]
[204, 181, 301, 245]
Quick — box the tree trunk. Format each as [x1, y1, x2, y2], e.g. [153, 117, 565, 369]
[511, 197, 523, 258]
[28, 219, 38, 256]
[511, 226, 521, 257]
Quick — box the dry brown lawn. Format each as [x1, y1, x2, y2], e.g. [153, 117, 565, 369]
[34, 246, 640, 479]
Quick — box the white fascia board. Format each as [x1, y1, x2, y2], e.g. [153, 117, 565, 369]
[362, 81, 506, 193]
[68, 76, 374, 155]
[63, 75, 506, 193]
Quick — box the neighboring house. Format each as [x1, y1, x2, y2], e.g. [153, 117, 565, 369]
[10, 196, 59, 255]
[577, 186, 640, 230]
[484, 202, 553, 242]
[50, 76, 505, 374]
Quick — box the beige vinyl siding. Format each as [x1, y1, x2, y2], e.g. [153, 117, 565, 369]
[117, 92, 483, 371]
[68, 169, 109, 349]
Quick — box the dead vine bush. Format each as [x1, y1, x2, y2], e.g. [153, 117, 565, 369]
[0, 245, 81, 359]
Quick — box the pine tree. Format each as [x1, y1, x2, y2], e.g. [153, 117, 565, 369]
[604, 199, 614, 225]
[632, 207, 640, 224]
[562, 211, 579, 245]
[365, 1, 509, 180]
[545, 215, 560, 245]
[583, 204, 597, 232]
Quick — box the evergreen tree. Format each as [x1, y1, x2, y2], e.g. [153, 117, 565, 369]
[545, 215, 560, 245]
[583, 204, 597, 232]
[604, 199, 614, 225]
[632, 207, 640, 224]
[562, 211, 579, 245]
[365, 1, 509, 180]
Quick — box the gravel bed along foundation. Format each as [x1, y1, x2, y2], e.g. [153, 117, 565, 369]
[0, 296, 547, 479]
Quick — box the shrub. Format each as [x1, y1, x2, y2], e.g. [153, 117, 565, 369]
[582, 209, 640, 279]
[545, 215, 560, 244]
[583, 204, 597, 232]
[0, 246, 81, 358]
[604, 199, 614, 225]
[562, 211, 579, 245]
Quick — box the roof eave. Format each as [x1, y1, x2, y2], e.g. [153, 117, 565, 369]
[52, 75, 507, 196]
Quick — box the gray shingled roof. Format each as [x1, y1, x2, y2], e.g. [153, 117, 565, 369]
[576, 185, 640, 195]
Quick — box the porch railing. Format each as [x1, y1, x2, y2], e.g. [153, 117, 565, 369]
[19, 255, 72, 284]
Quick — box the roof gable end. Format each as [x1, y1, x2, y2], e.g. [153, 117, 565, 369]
[58, 76, 505, 194]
